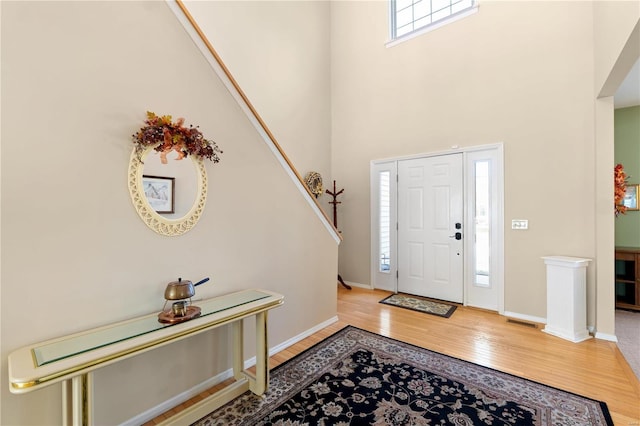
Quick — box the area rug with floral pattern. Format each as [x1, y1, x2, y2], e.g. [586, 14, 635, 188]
[193, 326, 613, 426]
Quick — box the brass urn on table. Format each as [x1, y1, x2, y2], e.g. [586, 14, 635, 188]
[158, 277, 209, 324]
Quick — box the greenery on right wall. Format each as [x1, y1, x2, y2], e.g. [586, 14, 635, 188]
[614, 105, 640, 247]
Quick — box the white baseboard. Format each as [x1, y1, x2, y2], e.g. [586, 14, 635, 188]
[594, 331, 618, 342]
[503, 311, 546, 325]
[239, 315, 339, 370]
[344, 281, 372, 289]
[121, 369, 234, 426]
[265, 316, 339, 360]
[122, 316, 339, 426]
[505, 312, 617, 342]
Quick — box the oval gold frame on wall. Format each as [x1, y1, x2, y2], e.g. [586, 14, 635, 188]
[128, 147, 208, 236]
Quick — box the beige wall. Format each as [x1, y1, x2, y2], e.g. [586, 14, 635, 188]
[183, 0, 334, 216]
[331, 1, 598, 318]
[0, 1, 337, 424]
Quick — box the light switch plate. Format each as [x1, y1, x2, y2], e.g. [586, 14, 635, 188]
[512, 219, 528, 230]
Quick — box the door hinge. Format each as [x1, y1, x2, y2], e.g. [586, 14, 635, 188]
[396, 270, 398, 279]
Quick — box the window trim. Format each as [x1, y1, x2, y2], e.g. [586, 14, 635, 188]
[387, 2, 478, 48]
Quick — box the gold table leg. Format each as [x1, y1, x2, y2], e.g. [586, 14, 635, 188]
[62, 373, 93, 426]
[251, 311, 269, 395]
[232, 320, 244, 381]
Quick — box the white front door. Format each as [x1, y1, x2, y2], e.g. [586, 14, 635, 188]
[398, 154, 463, 302]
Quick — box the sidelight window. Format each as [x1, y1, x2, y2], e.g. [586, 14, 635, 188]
[379, 171, 391, 272]
[474, 160, 490, 286]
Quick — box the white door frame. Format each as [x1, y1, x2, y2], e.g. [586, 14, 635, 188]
[370, 143, 504, 314]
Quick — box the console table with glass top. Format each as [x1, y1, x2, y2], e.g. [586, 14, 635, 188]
[8, 288, 284, 426]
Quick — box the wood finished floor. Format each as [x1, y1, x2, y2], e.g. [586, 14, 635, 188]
[146, 286, 640, 425]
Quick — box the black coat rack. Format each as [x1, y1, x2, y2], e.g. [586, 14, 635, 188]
[326, 180, 351, 290]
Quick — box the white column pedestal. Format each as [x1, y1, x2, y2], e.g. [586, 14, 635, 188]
[541, 256, 592, 343]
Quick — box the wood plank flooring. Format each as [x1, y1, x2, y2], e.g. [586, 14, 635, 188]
[146, 286, 640, 425]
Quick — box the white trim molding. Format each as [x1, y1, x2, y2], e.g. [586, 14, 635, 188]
[503, 311, 546, 325]
[345, 281, 373, 290]
[594, 331, 618, 342]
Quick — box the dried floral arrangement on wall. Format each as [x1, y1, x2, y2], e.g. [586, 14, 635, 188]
[132, 111, 222, 164]
[615, 163, 629, 216]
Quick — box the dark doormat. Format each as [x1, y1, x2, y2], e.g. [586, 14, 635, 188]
[379, 292, 457, 318]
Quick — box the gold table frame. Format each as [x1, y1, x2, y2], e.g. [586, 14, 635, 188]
[8, 289, 284, 426]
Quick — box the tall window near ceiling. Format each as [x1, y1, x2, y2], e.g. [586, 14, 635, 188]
[390, 0, 477, 41]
